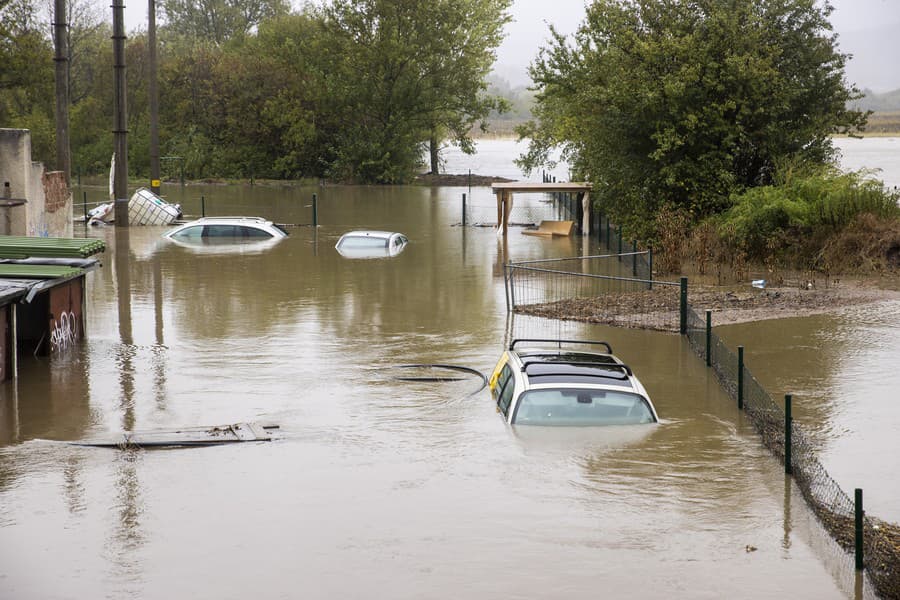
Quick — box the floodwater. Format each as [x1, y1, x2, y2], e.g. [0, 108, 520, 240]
[1, 138, 896, 599]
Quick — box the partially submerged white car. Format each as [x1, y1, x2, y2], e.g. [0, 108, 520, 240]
[335, 230, 408, 258]
[489, 339, 659, 427]
[163, 216, 287, 242]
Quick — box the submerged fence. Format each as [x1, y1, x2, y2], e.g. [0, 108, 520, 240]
[506, 207, 900, 598]
[686, 306, 900, 599]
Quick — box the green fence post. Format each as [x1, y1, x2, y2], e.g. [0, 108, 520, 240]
[737, 346, 744, 410]
[705, 310, 712, 366]
[312, 193, 318, 227]
[462, 193, 466, 227]
[855, 488, 864, 570]
[83, 191, 88, 223]
[679, 276, 688, 334]
[508, 264, 516, 311]
[784, 394, 793, 475]
[632, 240, 638, 276]
[605, 218, 610, 250]
[617, 227, 623, 255]
[201, 195, 205, 217]
[649, 248, 653, 290]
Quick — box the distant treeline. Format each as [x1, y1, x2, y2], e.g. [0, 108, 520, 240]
[0, 0, 514, 184]
[852, 88, 900, 113]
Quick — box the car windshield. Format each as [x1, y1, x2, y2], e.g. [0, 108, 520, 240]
[338, 236, 389, 249]
[512, 388, 656, 426]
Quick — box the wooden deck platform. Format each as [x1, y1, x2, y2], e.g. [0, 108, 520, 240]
[490, 182, 592, 236]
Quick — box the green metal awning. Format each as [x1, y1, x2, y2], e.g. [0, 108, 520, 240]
[0, 236, 106, 259]
[0, 264, 85, 279]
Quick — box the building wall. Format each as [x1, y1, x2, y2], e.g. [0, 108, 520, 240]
[48, 279, 83, 354]
[0, 304, 9, 382]
[0, 128, 73, 237]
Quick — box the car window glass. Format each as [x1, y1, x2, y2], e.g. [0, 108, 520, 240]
[340, 236, 388, 249]
[498, 379, 515, 416]
[513, 388, 654, 426]
[239, 226, 272, 238]
[496, 364, 514, 415]
[171, 226, 202, 240]
[492, 363, 510, 401]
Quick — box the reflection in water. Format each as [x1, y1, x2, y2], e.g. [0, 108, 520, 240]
[152, 255, 168, 412]
[717, 302, 900, 522]
[107, 450, 145, 596]
[0, 178, 887, 598]
[63, 455, 86, 515]
[783, 476, 792, 552]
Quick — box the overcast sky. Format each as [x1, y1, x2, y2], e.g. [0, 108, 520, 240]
[122, 0, 900, 92]
[494, 0, 900, 91]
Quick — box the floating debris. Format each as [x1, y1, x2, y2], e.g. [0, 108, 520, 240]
[71, 422, 278, 448]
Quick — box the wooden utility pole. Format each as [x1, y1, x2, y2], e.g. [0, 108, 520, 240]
[53, 0, 71, 185]
[148, 0, 161, 194]
[112, 0, 129, 225]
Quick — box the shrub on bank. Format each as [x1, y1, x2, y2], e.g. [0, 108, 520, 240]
[654, 168, 900, 276]
[725, 170, 898, 273]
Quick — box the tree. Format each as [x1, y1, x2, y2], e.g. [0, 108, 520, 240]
[318, 0, 512, 182]
[0, 0, 55, 162]
[160, 0, 290, 44]
[519, 0, 868, 239]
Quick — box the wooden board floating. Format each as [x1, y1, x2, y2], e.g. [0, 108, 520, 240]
[522, 220, 574, 237]
[71, 422, 278, 448]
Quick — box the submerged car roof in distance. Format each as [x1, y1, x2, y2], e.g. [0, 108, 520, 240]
[162, 216, 288, 238]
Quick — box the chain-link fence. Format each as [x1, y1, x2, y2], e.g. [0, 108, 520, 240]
[463, 192, 558, 227]
[505, 255, 683, 331]
[685, 305, 900, 599]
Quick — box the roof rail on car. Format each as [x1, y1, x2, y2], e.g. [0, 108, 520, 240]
[509, 338, 613, 354]
[521, 360, 632, 377]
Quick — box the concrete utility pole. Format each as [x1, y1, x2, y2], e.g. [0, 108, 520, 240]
[112, 0, 129, 225]
[53, 0, 71, 185]
[148, 0, 161, 195]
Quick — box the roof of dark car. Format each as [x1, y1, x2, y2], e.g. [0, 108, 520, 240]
[516, 351, 634, 387]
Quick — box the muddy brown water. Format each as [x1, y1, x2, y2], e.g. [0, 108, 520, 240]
[2, 143, 895, 598]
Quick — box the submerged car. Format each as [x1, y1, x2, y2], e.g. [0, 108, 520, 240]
[489, 339, 659, 427]
[335, 230, 408, 258]
[163, 216, 288, 244]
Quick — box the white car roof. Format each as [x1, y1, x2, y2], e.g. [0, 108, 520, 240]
[338, 230, 400, 239]
[164, 216, 287, 238]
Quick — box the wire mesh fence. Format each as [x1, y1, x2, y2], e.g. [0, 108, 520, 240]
[684, 305, 900, 599]
[463, 193, 559, 227]
[516, 201, 900, 596]
[505, 255, 682, 331]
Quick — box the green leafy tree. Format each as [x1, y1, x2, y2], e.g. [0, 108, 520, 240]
[519, 0, 868, 239]
[160, 0, 290, 44]
[0, 0, 55, 162]
[318, 0, 512, 182]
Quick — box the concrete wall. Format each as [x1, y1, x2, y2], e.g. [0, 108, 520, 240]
[0, 128, 73, 237]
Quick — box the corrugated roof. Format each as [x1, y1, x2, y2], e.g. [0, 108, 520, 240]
[0, 236, 105, 259]
[0, 264, 84, 279]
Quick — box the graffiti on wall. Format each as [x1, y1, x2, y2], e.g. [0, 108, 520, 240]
[50, 311, 79, 352]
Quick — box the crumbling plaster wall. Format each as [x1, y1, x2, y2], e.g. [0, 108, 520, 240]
[0, 128, 73, 237]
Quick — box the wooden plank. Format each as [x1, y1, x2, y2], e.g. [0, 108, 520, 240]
[522, 220, 574, 237]
[71, 422, 275, 448]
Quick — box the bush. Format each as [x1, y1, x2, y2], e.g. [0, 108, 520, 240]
[716, 169, 900, 261]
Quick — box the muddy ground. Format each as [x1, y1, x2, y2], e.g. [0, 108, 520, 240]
[516, 281, 900, 331]
[413, 173, 514, 186]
